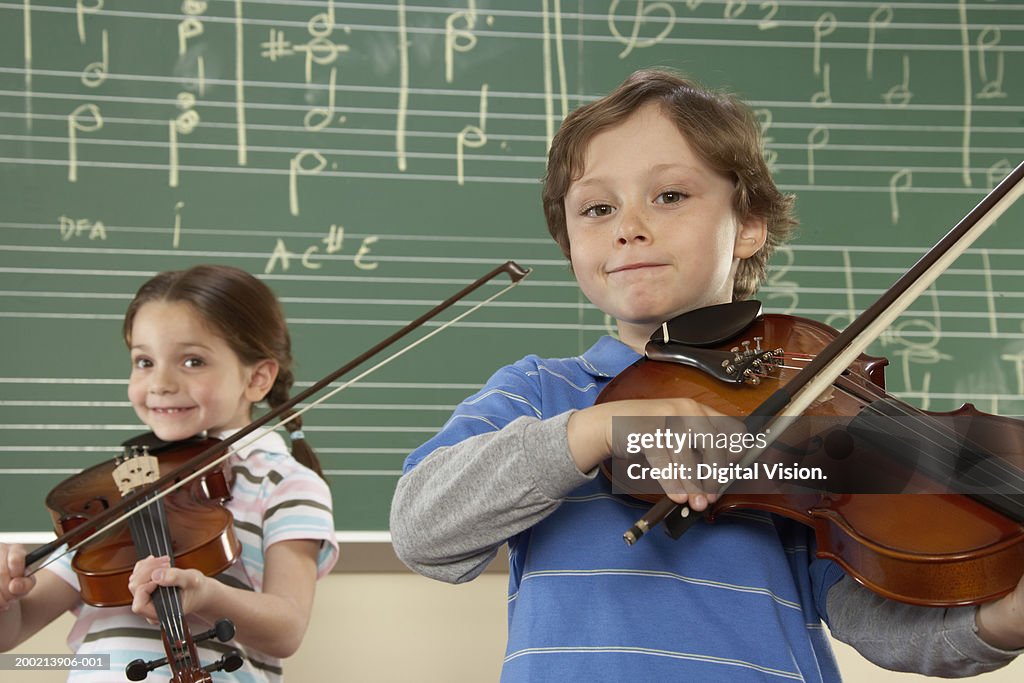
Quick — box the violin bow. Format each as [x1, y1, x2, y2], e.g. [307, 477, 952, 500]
[626, 160, 1024, 544]
[25, 260, 530, 572]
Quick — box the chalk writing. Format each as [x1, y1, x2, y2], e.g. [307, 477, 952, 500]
[81, 29, 107, 88]
[67, 103, 103, 182]
[865, 5, 892, 79]
[263, 225, 380, 273]
[288, 150, 327, 217]
[889, 168, 912, 224]
[976, 26, 1007, 100]
[608, 0, 675, 60]
[58, 215, 106, 241]
[881, 54, 912, 107]
[457, 85, 488, 185]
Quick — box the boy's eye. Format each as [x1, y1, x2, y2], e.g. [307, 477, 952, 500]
[656, 191, 687, 205]
[132, 357, 152, 370]
[581, 203, 615, 218]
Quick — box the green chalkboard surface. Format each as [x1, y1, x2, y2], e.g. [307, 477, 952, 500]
[2, 1, 1023, 534]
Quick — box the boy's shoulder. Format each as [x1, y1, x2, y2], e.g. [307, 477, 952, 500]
[504, 336, 637, 383]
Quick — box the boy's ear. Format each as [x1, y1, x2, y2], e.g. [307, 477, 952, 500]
[734, 214, 768, 260]
[246, 359, 280, 402]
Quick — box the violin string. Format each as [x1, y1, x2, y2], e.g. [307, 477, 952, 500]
[149, 494, 188, 666]
[149, 491, 195, 670]
[30, 276, 525, 576]
[128, 490, 187, 666]
[764, 358, 1024, 496]
[846, 381, 1024, 498]
[753, 356, 1024, 503]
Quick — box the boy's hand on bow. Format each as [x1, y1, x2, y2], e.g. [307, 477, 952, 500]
[569, 398, 747, 510]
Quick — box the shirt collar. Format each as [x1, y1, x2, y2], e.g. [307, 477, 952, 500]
[212, 427, 287, 461]
[577, 335, 643, 379]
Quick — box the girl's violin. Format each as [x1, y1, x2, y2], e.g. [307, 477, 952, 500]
[598, 300, 1024, 608]
[20, 261, 531, 683]
[40, 433, 244, 682]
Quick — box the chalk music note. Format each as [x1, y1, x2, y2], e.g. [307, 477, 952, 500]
[76, 0, 102, 44]
[812, 11, 836, 76]
[446, 1, 483, 83]
[753, 108, 778, 174]
[881, 54, 912, 106]
[81, 28, 108, 88]
[607, 0, 675, 59]
[866, 5, 892, 79]
[888, 168, 912, 224]
[806, 125, 829, 185]
[289, 150, 327, 216]
[457, 85, 488, 185]
[168, 92, 199, 188]
[811, 63, 832, 107]
[824, 248, 856, 332]
[304, 67, 341, 132]
[976, 26, 1007, 100]
[763, 246, 799, 313]
[67, 103, 103, 182]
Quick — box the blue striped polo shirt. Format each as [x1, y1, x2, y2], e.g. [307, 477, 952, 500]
[405, 335, 846, 682]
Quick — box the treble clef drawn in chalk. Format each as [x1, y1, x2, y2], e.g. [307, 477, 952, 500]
[607, 0, 675, 59]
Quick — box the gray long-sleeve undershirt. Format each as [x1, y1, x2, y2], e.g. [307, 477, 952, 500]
[390, 412, 1021, 676]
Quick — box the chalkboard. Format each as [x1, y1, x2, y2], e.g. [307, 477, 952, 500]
[2, 1, 1023, 535]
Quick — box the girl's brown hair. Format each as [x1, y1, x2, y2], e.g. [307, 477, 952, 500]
[123, 264, 323, 478]
[542, 68, 797, 301]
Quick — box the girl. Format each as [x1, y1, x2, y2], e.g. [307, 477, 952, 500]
[0, 264, 338, 682]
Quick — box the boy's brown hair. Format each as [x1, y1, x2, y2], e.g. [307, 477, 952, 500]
[542, 68, 797, 301]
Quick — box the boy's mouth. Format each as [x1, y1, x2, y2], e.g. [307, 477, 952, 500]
[608, 262, 666, 274]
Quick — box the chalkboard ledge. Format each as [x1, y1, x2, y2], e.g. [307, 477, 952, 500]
[1, 532, 511, 574]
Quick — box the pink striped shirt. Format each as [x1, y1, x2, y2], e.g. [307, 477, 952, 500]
[47, 429, 338, 682]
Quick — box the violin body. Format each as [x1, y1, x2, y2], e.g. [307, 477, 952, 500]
[598, 306, 1024, 606]
[44, 434, 241, 607]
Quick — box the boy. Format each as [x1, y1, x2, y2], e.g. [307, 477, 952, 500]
[390, 69, 1023, 681]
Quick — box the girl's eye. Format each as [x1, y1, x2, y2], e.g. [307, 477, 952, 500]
[656, 191, 687, 205]
[581, 203, 615, 218]
[183, 357, 205, 369]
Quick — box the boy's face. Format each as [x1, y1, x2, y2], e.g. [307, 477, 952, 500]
[564, 102, 765, 348]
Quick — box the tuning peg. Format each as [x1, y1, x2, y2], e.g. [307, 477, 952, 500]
[125, 655, 163, 681]
[205, 650, 244, 674]
[194, 618, 236, 644]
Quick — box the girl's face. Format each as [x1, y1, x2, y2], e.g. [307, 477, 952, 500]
[563, 102, 767, 351]
[127, 301, 277, 442]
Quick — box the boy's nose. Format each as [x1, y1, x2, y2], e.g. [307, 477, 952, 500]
[615, 208, 652, 245]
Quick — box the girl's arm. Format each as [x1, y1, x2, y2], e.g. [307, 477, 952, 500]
[0, 544, 80, 651]
[129, 539, 320, 659]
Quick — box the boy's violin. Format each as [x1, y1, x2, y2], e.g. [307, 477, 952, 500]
[597, 300, 1024, 607]
[598, 160, 1024, 608]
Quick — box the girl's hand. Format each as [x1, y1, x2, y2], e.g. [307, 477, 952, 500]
[977, 571, 1024, 651]
[0, 543, 35, 612]
[128, 555, 211, 622]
